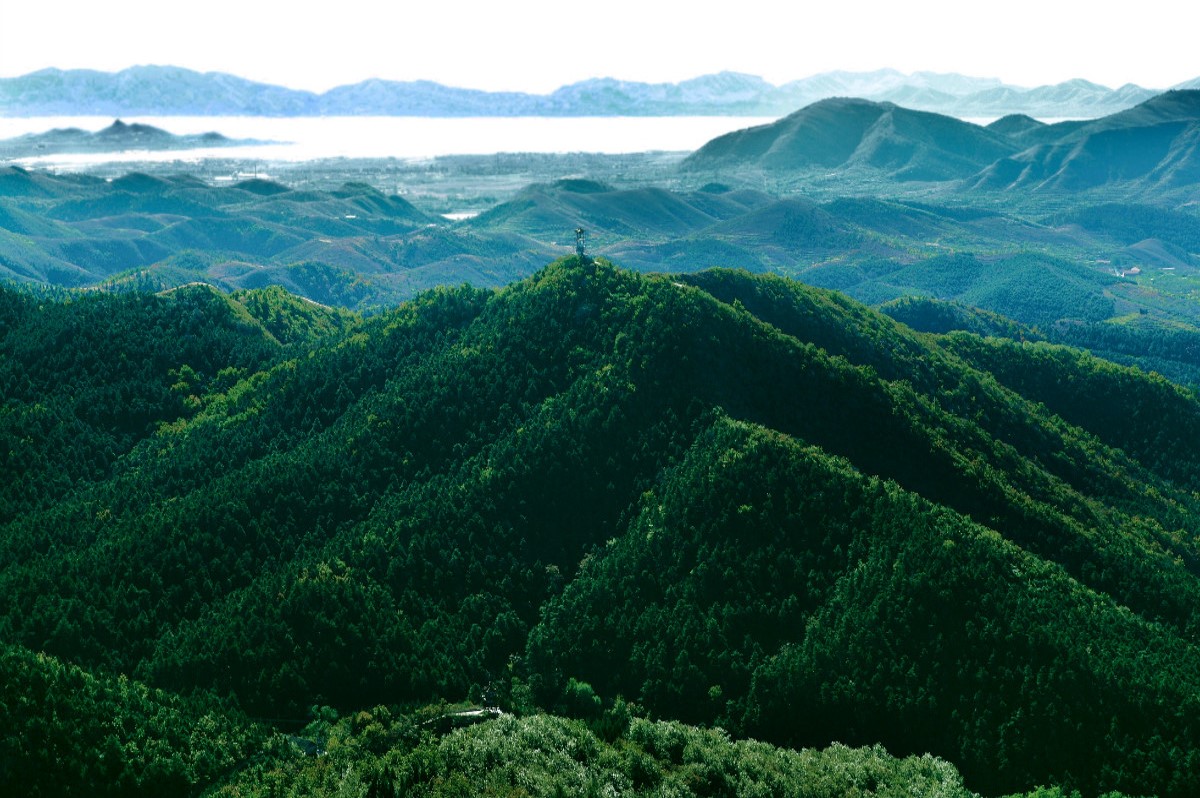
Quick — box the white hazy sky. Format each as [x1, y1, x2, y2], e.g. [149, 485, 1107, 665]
[1, 1, 1196, 94]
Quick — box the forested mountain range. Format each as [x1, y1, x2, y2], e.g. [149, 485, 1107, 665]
[7, 75, 1200, 797]
[0, 64, 1181, 118]
[4, 257, 1200, 796]
[0, 167, 560, 304]
[684, 97, 1016, 180]
[685, 90, 1200, 195]
[6, 146, 1200, 394]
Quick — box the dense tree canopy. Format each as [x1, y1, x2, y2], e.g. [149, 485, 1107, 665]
[3, 258, 1197, 796]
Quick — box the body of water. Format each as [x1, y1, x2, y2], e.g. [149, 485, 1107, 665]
[0, 115, 778, 167]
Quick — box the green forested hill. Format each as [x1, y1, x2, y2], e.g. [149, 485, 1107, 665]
[680, 97, 1017, 180]
[0, 167, 560, 305]
[8, 159, 1200, 368]
[3, 259, 1198, 797]
[1, 643, 269, 797]
[682, 90, 1200, 197]
[0, 282, 356, 522]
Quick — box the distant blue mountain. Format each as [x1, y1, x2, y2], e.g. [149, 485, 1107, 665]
[0, 119, 265, 158]
[0, 65, 1190, 118]
[0, 66, 320, 115]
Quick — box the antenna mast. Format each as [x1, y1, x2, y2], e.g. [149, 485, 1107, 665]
[575, 227, 587, 260]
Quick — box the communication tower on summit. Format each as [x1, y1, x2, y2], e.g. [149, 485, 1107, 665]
[575, 227, 587, 259]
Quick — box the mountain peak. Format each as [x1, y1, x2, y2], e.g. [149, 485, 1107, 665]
[1057, 77, 1112, 91]
[684, 96, 1015, 179]
[97, 119, 167, 137]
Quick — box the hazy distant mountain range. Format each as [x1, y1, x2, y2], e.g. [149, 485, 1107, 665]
[2, 65, 1194, 119]
[0, 119, 263, 158]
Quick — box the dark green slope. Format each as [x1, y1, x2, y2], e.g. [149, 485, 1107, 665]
[327, 181, 436, 223]
[45, 184, 227, 222]
[3, 644, 981, 798]
[939, 333, 1200, 492]
[677, 89, 1200, 197]
[1147, 122, 1200, 188]
[988, 90, 1200, 153]
[883, 293, 1200, 392]
[46, 235, 173, 278]
[0, 228, 87, 285]
[601, 235, 769, 275]
[880, 294, 1040, 340]
[4, 260, 1200, 796]
[669, 269, 1200, 620]
[0, 282, 353, 522]
[0, 642, 268, 797]
[148, 216, 306, 259]
[527, 416, 1200, 795]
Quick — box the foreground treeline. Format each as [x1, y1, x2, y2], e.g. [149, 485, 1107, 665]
[3, 258, 1199, 796]
[3, 645, 981, 798]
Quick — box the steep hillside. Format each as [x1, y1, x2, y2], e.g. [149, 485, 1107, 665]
[883, 293, 1200, 391]
[1, 643, 268, 797]
[0, 282, 353, 522]
[938, 333, 1200, 491]
[971, 119, 1200, 191]
[676, 90, 1200, 199]
[682, 97, 1017, 180]
[3, 260, 1200, 796]
[1085, 88, 1200, 130]
[970, 90, 1200, 192]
